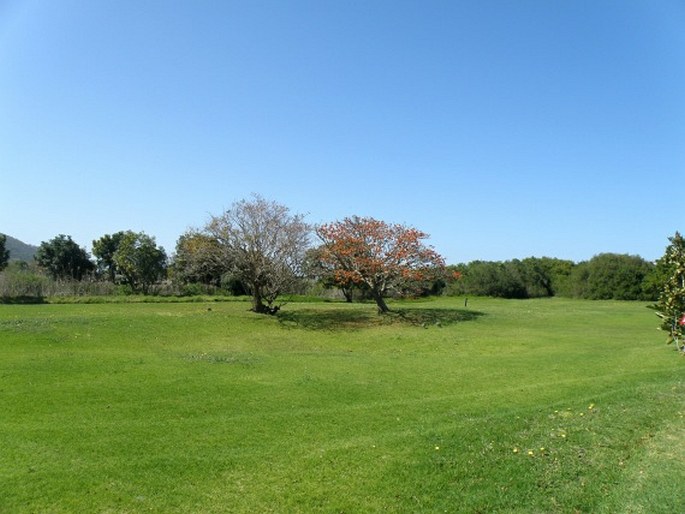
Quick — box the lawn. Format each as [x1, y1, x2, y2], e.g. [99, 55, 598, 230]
[0, 297, 682, 513]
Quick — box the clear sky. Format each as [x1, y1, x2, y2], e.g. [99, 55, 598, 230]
[1, 0, 683, 264]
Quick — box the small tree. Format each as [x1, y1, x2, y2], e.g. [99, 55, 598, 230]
[653, 232, 685, 351]
[316, 216, 445, 314]
[35, 235, 94, 280]
[0, 234, 9, 271]
[113, 231, 167, 294]
[206, 195, 310, 314]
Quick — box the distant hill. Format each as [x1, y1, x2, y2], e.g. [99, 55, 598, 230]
[1, 234, 38, 261]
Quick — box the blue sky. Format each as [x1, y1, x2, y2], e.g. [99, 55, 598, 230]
[1, 0, 683, 264]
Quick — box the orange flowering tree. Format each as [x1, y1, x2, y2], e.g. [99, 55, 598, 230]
[316, 216, 445, 313]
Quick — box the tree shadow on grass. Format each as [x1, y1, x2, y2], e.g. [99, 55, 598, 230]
[393, 307, 485, 327]
[277, 306, 484, 331]
[277, 308, 378, 330]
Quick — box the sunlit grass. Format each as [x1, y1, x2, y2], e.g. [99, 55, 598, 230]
[0, 297, 682, 512]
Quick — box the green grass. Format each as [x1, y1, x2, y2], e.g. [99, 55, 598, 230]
[0, 297, 682, 513]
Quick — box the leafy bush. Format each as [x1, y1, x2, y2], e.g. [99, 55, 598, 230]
[572, 254, 655, 300]
[444, 255, 653, 300]
[446, 258, 574, 299]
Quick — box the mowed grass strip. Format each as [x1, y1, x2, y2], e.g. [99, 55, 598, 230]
[0, 298, 682, 512]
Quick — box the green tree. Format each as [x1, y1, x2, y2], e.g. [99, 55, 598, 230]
[92, 232, 126, 282]
[0, 234, 9, 271]
[571, 253, 654, 300]
[446, 258, 575, 299]
[35, 235, 94, 280]
[113, 232, 167, 294]
[537, 257, 575, 297]
[516, 258, 553, 297]
[206, 195, 310, 314]
[172, 230, 226, 287]
[652, 232, 685, 350]
[452, 261, 526, 298]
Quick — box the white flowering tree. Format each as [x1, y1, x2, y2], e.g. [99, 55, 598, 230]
[206, 195, 310, 314]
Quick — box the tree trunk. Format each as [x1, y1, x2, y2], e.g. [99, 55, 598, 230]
[371, 289, 390, 314]
[251, 286, 266, 313]
[251, 286, 279, 314]
[252, 299, 266, 312]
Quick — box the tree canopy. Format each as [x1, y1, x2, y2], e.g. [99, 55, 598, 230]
[172, 230, 226, 287]
[447, 255, 654, 300]
[570, 253, 654, 301]
[316, 216, 445, 313]
[4, 198, 671, 307]
[113, 231, 167, 294]
[92, 232, 126, 282]
[35, 235, 94, 280]
[93, 231, 167, 293]
[206, 195, 310, 314]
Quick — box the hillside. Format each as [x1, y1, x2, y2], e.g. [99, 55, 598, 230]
[1, 234, 37, 261]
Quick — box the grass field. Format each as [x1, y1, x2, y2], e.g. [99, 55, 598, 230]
[1, 297, 683, 513]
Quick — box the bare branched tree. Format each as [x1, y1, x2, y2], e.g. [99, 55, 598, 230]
[206, 195, 310, 314]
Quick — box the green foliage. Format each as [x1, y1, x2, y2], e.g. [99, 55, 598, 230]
[172, 230, 226, 286]
[447, 258, 572, 299]
[34, 234, 94, 280]
[113, 231, 167, 294]
[92, 232, 126, 282]
[642, 255, 673, 300]
[93, 231, 168, 294]
[0, 233, 9, 271]
[651, 232, 685, 348]
[521, 257, 574, 297]
[457, 260, 526, 298]
[446, 255, 653, 300]
[572, 253, 654, 301]
[219, 272, 248, 296]
[0, 298, 681, 512]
